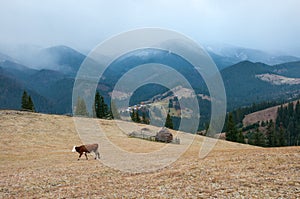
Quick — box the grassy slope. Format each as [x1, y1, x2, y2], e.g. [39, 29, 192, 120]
[0, 110, 299, 198]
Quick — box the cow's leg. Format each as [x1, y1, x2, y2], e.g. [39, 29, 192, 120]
[84, 152, 88, 160]
[96, 151, 100, 159]
[78, 152, 83, 160]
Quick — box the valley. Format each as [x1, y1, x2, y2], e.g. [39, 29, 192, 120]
[1, 45, 300, 124]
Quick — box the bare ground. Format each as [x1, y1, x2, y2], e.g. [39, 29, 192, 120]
[0, 110, 299, 198]
[243, 106, 279, 126]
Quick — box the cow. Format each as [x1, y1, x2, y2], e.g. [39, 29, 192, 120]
[72, 144, 100, 160]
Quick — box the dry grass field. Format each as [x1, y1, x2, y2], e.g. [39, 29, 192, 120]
[0, 110, 299, 198]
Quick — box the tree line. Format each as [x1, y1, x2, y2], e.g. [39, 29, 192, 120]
[130, 107, 174, 129]
[274, 102, 300, 146]
[74, 91, 119, 119]
[224, 101, 282, 130]
[225, 101, 300, 147]
[20, 89, 174, 129]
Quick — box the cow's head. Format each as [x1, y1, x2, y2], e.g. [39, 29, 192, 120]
[72, 146, 76, 152]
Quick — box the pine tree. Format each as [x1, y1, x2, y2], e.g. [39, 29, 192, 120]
[21, 91, 35, 112]
[266, 119, 276, 147]
[94, 91, 112, 119]
[236, 130, 245, 143]
[295, 101, 300, 118]
[28, 96, 35, 112]
[75, 96, 88, 116]
[165, 111, 173, 129]
[288, 102, 294, 116]
[286, 114, 297, 146]
[226, 113, 237, 142]
[94, 91, 101, 118]
[21, 91, 29, 110]
[278, 125, 286, 146]
[168, 99, 173, 108]
[103, 103, 109, 119]
[99, 95, 106, 118]
[275, 101, 300, 146]
[253, 128, 266, 147]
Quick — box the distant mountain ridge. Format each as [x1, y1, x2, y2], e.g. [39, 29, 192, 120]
[222, 60, 300, 110]
[205, 44, 300, 69]
[37, 45, 86, 76]
[0, 66, 53, 112]
[1, 45, 300, 117]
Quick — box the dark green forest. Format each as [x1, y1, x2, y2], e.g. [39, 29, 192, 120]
[225, 101, 300, 147]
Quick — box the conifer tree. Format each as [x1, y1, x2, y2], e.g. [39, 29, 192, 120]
[226, 113, 237, 142]
[236, 130, 245, 143]
[94, 91, 101, 118]
[21, 91, 35, 112]
[28, 96, 35, 112]
[21, 91, 29, 110]
[278, 125, 286, 146]
[94, 91, 112, 119]
[75, 96, 88, 116]
[165, 111, 174, 129]
[253, 128, 266, 147]
[99, 95, 107, 118]
[266, 119, 276, 147]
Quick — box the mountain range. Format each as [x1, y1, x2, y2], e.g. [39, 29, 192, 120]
[205, 43, 300, 69]
[1, 44, 300, 117]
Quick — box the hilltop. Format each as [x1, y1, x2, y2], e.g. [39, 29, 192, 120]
[0, 110, 299, 198]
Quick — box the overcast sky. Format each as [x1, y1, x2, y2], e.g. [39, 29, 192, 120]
[0, 0, 299, 56]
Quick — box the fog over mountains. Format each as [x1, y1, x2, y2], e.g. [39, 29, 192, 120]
[1, 44, 300, 116]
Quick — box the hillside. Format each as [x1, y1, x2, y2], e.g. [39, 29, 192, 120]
[0, 111, 299, 198]
[222, 61, 300, 110]
[243, 99, 300, 126]
[1, 45, 300, 115]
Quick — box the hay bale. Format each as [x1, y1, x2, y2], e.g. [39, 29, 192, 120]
[155, 127, 173, 143]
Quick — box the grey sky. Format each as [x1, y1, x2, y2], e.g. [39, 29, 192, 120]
[0, 0, 299, 56]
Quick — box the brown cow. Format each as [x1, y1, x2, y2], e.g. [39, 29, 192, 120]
[72, 144, 100, 160]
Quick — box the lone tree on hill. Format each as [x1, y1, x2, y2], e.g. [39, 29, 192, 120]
[21, 91, 35, 112]
[75, 96, 88, 116]
[94, 91, 112, 119]
[165, 110, 174, 129]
